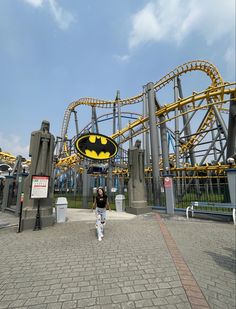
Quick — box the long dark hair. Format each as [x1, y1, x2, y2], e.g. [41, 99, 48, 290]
[97, 187, 106, 197]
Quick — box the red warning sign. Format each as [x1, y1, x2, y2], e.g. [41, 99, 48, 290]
[164, 177, 172, 188]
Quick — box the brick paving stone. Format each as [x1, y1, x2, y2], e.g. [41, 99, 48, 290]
[24, 297, 46, 306]
[58, 294, 72, 302]
[166, 295, 187, 305]
[152, 297, 168, 306]
[121, 301, 135, 309]
[2, 294, 19, 301]
[104, 288, 122, 296]
[44, 296, 59, 304]
[61, 301, 78, 309]
[141, 290, 156, 299]
[127, 292, 142, 301]
[76, 297, 96, 307]
[121, 287, 134, 294]
[101, 304, 121, 309]
[8, 299, 26, 308]
[159, 305, 178, 309]
[111, 294, 129, 303]
[28, 305, 48, 309]
[46, 303, 62, 309]
[98, 296, 112, 305]
[38, 291, 53, 297]
[176, 303, 192, 309]
[12, 306, 29, 309]
[50, 285, 62, 290]
[135, 299, 154, 308]
[133, 284, 146, 292]
[0, 301, 12, 309]
[51, 289, 64, 296]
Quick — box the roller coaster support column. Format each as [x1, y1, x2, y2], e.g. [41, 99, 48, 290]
[177, 77, 196, 167]
[128, 121, 133, 149]
[159, 116, 169, 173]
[155, 96, 170, 174]
[212, 102, 228, 163]
[174, 77, 181, 200]
[113, 103, 116, 135]
[177, 77, 200, 195]
[143, 86, 152, 202]
[73, 168, 77, 198]
[92, 106, 99, 134]
[143, 86, 151, 167]
[82, 161, 89, 208]
[72, 110, 79, 136]
[226, 93, 236, 160]
[107, 160, 113, 201]
[146, 82, 161, 206]
[116, 90, 124, 193]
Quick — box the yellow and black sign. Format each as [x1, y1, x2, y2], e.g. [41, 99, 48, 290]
[75, 133, 118, 160]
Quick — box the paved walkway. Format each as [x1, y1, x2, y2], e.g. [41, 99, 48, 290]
[0, 210, 235, 309]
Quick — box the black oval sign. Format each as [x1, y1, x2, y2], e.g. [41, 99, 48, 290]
[75, 133, 118, 160]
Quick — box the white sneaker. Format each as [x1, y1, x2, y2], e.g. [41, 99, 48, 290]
[98, 236, 102, 241]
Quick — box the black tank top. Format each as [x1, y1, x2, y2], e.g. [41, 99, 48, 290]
[96, 195, 107, 208]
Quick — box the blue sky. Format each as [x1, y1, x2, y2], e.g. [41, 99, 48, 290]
[0, 0, 235, 158]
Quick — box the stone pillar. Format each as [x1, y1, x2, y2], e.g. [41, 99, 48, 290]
[22, 120, 55, 230]
[126, 140, 152, 215]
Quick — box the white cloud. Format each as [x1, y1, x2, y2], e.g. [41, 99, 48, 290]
[129, 0, 235, 49]
[0, 133, 29, 159]
[113, 54, 130, 62]
[23, 0, 44, 7]
[22, 0, 75, 30]
[48, 0, 75, 30]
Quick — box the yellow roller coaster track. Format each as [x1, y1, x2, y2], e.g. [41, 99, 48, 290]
[60, 60, 224, 143]
[111, 84, 236, 147]
[56, 83, 235, 167]
[0, 152, 31, 165]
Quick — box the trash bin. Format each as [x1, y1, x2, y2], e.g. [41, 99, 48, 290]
[115, 194, 125, 212]
[55, 197, 68, 223]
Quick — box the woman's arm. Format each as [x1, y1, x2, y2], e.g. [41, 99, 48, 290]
[106, 198, 111, 211]
[92, 198, 97, 210]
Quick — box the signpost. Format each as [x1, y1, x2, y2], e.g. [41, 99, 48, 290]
[163, 174, 175, 214]
[30, 176, 49, 230]
[17, 193, 24, 233]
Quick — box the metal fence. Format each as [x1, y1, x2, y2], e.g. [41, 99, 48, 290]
[54, 176, 231, 212]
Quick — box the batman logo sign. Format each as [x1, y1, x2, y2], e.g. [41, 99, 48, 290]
[75, 133, 118, 160]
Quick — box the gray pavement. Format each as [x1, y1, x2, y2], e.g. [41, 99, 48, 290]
[165, 217, 236, 309]
[0, 210, 235, 309]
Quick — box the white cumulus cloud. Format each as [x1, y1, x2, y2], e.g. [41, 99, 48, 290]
[23, 0, 44, 7]
[22, 0, 75, 30]
[129, 0, 235, 67]
[0, 133, 29, 159]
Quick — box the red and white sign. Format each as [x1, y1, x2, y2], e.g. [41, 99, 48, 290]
[31, 176, 49, 199]
[164, 177, 172, 188]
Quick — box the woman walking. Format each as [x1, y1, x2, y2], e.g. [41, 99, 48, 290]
[92, 187, 110, 241]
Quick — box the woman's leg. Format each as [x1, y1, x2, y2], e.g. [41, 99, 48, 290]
[95, 208, 103, 240]
[100, 208, 106, 237]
